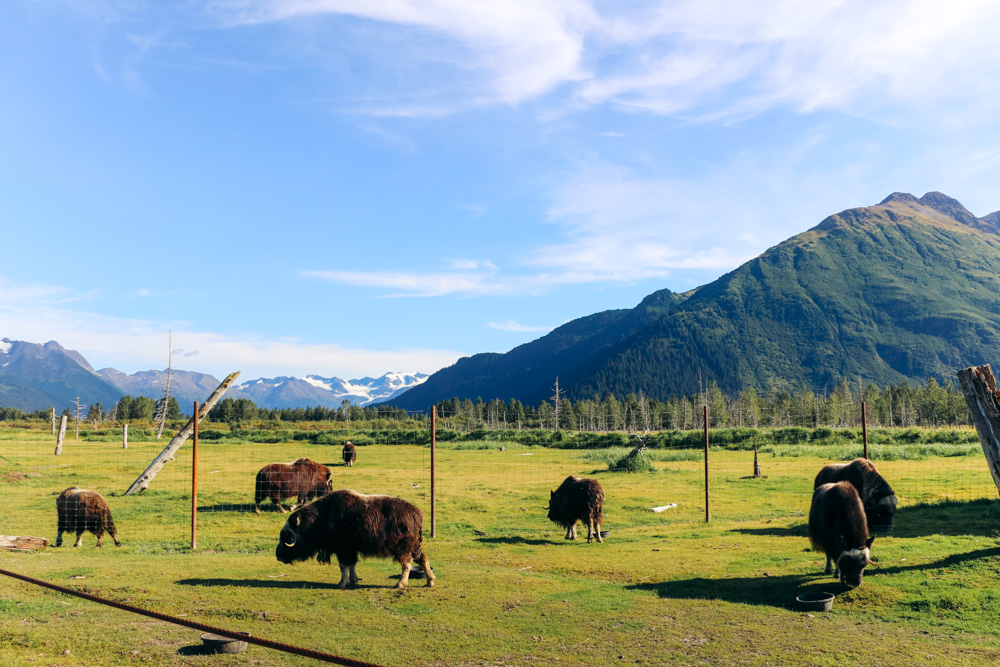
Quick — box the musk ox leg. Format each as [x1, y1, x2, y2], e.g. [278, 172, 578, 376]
[825, 555, 834, 575]
[397, 556, 413, 590]
[275, 501, 288, 514]
[337, 565, 350, 589]
[56, 530, 64, 547]
[565, 524, 577, 540]
[95, 530, 104, 547]
[417, 551, 435, 588]
[254, 502, 262, 515]
[348, 564, 360, 587]
[73, 532, 84, 548]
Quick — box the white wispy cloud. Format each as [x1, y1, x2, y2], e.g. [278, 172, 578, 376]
[487, 320, 554, 333]
[200, 0, 1000, 120]
[0, 278, 461, 378]
[212, 0, 596, 105]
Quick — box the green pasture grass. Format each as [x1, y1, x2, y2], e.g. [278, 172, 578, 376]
[1, 433, 1000, 665]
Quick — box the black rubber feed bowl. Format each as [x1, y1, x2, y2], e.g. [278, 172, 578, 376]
[796, 592, 835, 612]
[408, 566, 433, 579]
[871, 524, 893, 533]
[201, 632, 250, 654]
[599, 530, 610, 539]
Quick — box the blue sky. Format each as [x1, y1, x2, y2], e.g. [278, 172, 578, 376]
[3, 0, 1000, 382]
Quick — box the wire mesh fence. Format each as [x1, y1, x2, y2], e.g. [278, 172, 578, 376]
[0, 408, 996, 552]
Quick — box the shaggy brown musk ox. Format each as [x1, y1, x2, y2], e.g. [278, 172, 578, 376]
[814, 458, 897, 532]
[254, 457, 332, 514]
[275, 489, 435, 589]
[548, 475, 605, 543]
[342, 441, 357, 467]
[809, 481, 874, 587]
[56, 487, 120, 547]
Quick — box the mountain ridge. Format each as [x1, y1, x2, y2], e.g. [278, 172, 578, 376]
[389, 191, 1000, 409]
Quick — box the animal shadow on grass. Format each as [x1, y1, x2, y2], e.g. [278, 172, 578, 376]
[630, 546, 1000, 609]
[629, 572, 827, 609]
[731, 524, 807, 538]
[891, 499, 1000, 538]
[476, 536, 560, 546]
[197, 503, 288, 513]
[177, 577, 346, 590]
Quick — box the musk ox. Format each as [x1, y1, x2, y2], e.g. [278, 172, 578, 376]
[275, 489, 435, 589]
[56, 487, 120, 548]
[255, 457, 332, 514]
[814, 458, 897, 532]
[548, 475, 605, 543]
[342, 441, 357, 467]
[809, 481, 873, 587]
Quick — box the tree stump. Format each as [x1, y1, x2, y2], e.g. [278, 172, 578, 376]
[957, 364, 1000, 498]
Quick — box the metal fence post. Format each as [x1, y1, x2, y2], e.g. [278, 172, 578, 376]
[430, 406, 437, 539]
[704, 405, 710, 523]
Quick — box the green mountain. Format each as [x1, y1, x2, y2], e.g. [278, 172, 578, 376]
[391, 192, 1000, 409]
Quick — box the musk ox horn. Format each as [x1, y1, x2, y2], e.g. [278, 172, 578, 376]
[283, 539, 295, 547]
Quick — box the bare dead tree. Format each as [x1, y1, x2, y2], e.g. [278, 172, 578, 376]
[73, 397, 82, 440]
[155, 331, 173, 439]
[551, 377, 562, 429]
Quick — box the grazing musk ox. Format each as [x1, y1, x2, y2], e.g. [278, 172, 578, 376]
[275, 489, 434, 589]
[548, 475, 605, 543]
[254, 457, 332, 514]
[56, 487, 120, 548]
[342, 441, 357, 467]
[814, 458, 897, 532]
[809, 481, 873, 587]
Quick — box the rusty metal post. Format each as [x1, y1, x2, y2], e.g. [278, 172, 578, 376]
[704, 405, 710, 523]
[862, 401, 869, 460]
[192, 401, 198, 551]
[430, 406, 437, 539]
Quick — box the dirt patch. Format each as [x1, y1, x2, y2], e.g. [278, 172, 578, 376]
[1, 472, 27, 482]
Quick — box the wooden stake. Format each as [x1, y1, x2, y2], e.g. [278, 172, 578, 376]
[862, 401, 869, 459]
[54, 415, 67, 455]
[123, 423, 128, 449]
[958, 364, 1000, 497]
[123, 372, 239, 495]
[192, 401, 198, 551]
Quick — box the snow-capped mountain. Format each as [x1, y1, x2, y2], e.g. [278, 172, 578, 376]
[0, 336, 428, 411]
[235, 372, 429, 408]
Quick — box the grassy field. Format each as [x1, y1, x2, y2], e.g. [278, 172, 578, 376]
[2, 428, 1000, 666]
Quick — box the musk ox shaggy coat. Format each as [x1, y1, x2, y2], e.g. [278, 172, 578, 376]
[275, 489, 434, 589]
[255, 458, 332, 514]
[814, 458, 897, 532]
[56, 487, 120, 548]
[809, 481, 873, 587]
[342, 441, 357, 467]
[548, 475, 605, 543]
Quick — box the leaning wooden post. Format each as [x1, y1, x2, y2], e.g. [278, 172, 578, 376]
[50, 407, 56, 436]
[192, 401, 198, 551]
[862, 401, 869, 460]
[122, 424, 128, 450]
[958, 364, 1000, 497]
[54, 415, 67, 455]
[430, 406, 437, 539]
[704, 405, 710, 523]
[123, 371, 239, 495]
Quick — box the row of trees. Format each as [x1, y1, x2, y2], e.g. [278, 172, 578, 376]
[431, 378, 971, 433]
[0, 377, 972, 433]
